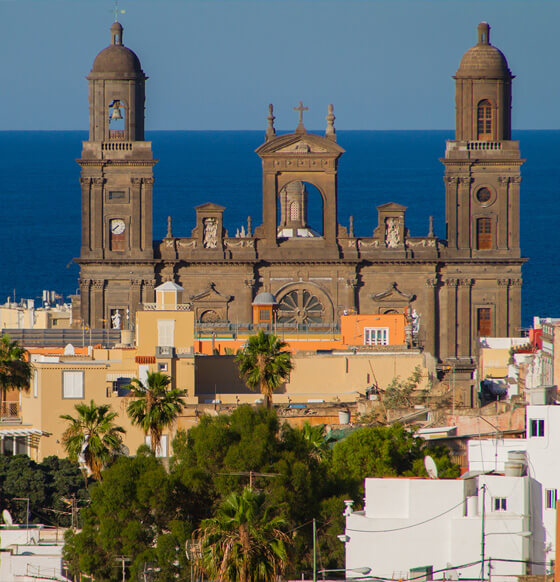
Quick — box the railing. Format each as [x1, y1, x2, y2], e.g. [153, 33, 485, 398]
[143, 303, 192, 311]
[2, 328, 122, 348]
[466, 141, 502, 151]
[102, 141, 133, 151]
[0, 402, 19, 419]
[108, 129, 126, 140]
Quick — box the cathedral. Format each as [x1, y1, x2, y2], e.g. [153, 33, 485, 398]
[76, 21, 524, 374]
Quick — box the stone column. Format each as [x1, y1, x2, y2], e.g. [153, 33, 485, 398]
[144, 279, 156, 304]
[445, 278, 459, 359]
[424, 277, 438, 357]
[509, 177, 521, 251]
[509, 278, 522, 337]
[80, 178, 92, 255]
[78, 278, 91, 327]
[129, 279, 143, 322]
[91, 178, 105, 256]
[457, 178, 472, 250]
[445, 177, 459, 250]
[142, 177, 154, 255]
[130, 177, 142, 253]
[497, 176, 510, 249]
[244, 277, 256, 324]
[457, 278, 473, 357]
[497, 278, 510, 337]
[90, 279, 105, 328]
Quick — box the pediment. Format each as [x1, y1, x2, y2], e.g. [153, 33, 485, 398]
[195, 202, 226, 212]
[189, 282, 232, 303]
[377, 202, 408, 212]
[370, 282, 416, 303]
[256, 132, 345, 156]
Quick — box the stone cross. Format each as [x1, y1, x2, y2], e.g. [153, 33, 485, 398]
[294, 101, 308, 132]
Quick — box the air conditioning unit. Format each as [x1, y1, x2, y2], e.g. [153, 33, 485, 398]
[155, 346, 175, 358]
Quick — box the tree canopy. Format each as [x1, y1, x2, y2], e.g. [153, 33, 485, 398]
[64, 406, 460, 581]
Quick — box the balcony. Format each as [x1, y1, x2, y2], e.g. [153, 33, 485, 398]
[0, 402, 21, 424]
[155, 346, 175, 358]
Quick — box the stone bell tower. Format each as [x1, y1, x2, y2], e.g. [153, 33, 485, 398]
[441, 22, 524, 362]
[77, 21, 157, 329]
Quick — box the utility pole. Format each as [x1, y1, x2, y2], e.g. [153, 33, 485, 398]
[313, 518, 317, 582]
[480, 484, 487, 582]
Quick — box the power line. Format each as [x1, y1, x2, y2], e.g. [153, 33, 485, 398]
[345, 499, 466, 533]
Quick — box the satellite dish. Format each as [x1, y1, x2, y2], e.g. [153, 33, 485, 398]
[3, 509, 14, 526]
[424, 455, 439, 479]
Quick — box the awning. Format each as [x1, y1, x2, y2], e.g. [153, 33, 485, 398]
[0, 429, 50, 448]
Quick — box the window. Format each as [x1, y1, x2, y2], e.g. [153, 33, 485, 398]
[530, 418, 545, 437]
[145, 434, 169, 458]
[33, 371, 38, 398]
[63, 371, 84, 399]
[157, 320, 175, 347]
[108, 191, 125, 200]
[476, 187, 492, 204]
[364, 327, 389, 346]
[477, 100, 493, 140]
[259, 308, 271, 322]
[158, 363, 168, 372]
[477, 308, 492, 337]
[493, 497, 507, 511]
[477, 218, 492, 250]
[546, 489, 558, 509]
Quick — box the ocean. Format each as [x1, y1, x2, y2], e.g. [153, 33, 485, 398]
[0, 130, 556, 328]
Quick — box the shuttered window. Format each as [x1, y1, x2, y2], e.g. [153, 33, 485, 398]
[63, 371, 84, 399]
[477, 100, 493, 140]
[157, 320, 175, 347]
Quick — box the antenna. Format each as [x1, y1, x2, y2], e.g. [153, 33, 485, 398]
[424, 455, 439, 479]
[3, 509, 14, 526]
[112, 1, 126, 22]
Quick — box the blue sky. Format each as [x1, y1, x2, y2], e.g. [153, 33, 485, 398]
[1, 0, 557, 130]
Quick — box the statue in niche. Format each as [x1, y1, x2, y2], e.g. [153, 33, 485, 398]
[385, 218, 400, 248]
[203, 217, 218, 249]
[111, 309, 122, 329]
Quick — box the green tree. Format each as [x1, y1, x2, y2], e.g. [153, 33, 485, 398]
[60, 400, 125, 481]
[330, 424, 460, 500]
[0, 335, 32, 415]
[126, 371, 186, 453]
[383, 365, 424, 409]
[235, 331, 293, 408]
[63, 449, 191, 582]
[193, 487, 290, 582]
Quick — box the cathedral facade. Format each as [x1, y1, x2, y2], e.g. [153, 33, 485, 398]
[76, 21, 524, 371]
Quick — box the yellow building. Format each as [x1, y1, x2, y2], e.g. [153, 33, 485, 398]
[0, 283, 196, 461]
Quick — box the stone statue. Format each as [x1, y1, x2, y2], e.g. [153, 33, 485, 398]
[111, 309, 122, 329]
[203, 217, 218, 249]
[385, 218, 400, 248]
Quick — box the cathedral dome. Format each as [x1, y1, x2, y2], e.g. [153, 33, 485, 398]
[455, 23, 512, 79]
[89, 22, 145, 79]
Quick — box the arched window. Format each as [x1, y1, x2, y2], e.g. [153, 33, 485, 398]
[477, 100, 493, 140]
[477, 218, 492, 250]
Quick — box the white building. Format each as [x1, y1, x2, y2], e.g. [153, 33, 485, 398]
[0, 526, 70, 581]
[344, 473, 537, 581]
[468, 403, 560, 569]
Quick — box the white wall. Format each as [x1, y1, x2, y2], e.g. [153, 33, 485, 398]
[345, 475, 531, 581]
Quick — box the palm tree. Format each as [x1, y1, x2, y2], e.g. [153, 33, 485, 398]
[235, 331, 293, 409]
[126, 371, 186, 454]
[192, 487, 290, 582]
[0, 334, 32, 417]
[300, 421, 329, 460]
[60, 400, 125, 481]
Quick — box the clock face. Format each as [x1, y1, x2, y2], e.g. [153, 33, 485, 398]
[110, 219, 126, 235]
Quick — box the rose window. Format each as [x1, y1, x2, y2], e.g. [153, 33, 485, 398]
[277, 290, 324, 324]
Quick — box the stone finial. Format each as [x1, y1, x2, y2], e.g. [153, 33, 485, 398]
[265, 104, 276, 141]
[478, 22, 490, 45]
[294, 101, 308, 134]
[166, 215, 173, 238]
[247, 216, 252, 237]
[349, 215, 354, 237]
[326, 104, 336, 141]
[428, 215, 434, 237]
